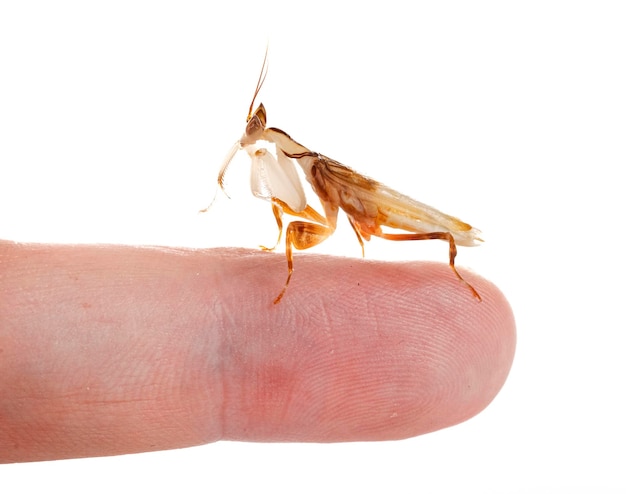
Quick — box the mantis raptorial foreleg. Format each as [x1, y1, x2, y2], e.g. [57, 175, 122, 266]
[260, 202, 284, 251]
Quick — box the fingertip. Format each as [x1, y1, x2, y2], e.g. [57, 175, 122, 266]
[218, 252, 515, 441]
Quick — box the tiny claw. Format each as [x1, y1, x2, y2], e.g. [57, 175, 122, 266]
[468, 283, 483, 302]
[273, 290, 285, 305]
[451, 265, 482, 302]
[199, 187, 221, 214]
[272, 271, 293, 305]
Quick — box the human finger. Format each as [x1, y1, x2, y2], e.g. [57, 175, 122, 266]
[0, 242, 515, 462]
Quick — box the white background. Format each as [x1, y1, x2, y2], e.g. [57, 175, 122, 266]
[1, 1, 625, 492]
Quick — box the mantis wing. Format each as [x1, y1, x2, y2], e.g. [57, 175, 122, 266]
[300, 154, 482, 247]
[249, 147, 307, 212]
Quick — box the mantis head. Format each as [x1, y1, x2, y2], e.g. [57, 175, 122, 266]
[241, 103, 266, 146]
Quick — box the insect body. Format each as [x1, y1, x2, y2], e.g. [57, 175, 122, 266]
[215, 56, 483, 304]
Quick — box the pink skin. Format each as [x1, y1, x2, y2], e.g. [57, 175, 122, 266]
[0, 242, 515, 463]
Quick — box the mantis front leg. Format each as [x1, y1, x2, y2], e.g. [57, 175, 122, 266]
[260, 202, 285, 251]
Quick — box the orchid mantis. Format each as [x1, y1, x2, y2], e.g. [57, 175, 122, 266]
[212, 53, 482, 304]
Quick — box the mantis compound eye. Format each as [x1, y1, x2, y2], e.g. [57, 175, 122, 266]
[245, 114, 263, 137]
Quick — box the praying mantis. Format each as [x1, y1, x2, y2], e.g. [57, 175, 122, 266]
[210, 53, 483, 304]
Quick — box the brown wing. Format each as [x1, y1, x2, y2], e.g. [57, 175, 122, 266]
[308, 154, 482, 246]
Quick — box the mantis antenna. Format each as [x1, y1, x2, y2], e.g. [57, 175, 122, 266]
[247, 46, 269, 122]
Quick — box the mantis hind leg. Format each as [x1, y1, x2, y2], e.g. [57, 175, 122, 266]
[374, 231, 482, 301]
